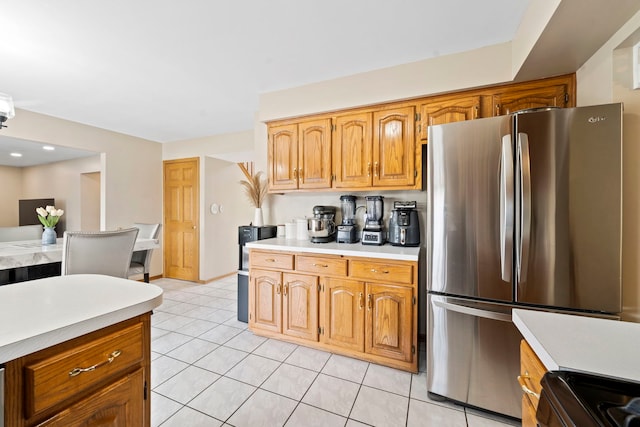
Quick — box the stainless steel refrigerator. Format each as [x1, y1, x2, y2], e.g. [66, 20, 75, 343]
[426, 103, 623, 419]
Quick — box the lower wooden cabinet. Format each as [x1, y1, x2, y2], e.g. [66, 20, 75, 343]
[4, 314, 151, 427]
[519, 339, 546, 427]
[249, 250, 418, 372]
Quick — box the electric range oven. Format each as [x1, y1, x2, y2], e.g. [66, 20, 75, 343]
[537, 371, 640, 427]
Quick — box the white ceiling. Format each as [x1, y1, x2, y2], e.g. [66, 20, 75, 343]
[0, 0, 531, 145]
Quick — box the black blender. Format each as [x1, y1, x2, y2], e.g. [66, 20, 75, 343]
[362, 195, 385, 245]
[337, 195, 358, 243]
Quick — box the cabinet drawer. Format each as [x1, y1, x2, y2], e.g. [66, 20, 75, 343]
[24, 322, 144, 417]
[251, 250, 294, 270]
[350, 259, 414, 284]
[519, 340, 546, 409]
[296, 255, 347, 276]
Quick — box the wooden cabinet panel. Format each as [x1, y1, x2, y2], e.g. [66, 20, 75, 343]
[268, 124, 298, 190]
[296, 255, 347, 276]
[322, 278, 365, 352]
[520, 339, 546, 427]
[419, 95, 480, 141]
[24, 322, 143, 417]
[365, 284, 413, 362]
[251, 250, 294, 270]
[333, 112, 373, 188]
[249, 269, 282, 333]
[373, 107, 415, 187]
[38, 369, 144, 427]
[350, 259, 414, 284]
[493, 83, 568, 116]
[298, 119, 332, 189]
[283, 273, 319, 341]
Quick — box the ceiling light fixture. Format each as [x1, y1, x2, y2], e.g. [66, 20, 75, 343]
[42, 145, 55, 151]
[10, 152, 22, 157]
[0, 93, 16, 129]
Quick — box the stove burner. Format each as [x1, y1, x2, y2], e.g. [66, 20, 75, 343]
[607, 398, 640, 427]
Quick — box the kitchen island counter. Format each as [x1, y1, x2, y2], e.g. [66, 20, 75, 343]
[245, 237, 420, 261]
[0, 274, 162, 364]
[512, 308, 640, 383]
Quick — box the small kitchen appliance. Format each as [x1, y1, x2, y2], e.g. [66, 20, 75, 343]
[337, 195, 358, 243]
[362, 195, 385, 245]
[307, 205, 336, 243]
[388, 201, 420, 247]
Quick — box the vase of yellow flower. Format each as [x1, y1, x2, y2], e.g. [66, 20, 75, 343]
[36, 206, 64, 245]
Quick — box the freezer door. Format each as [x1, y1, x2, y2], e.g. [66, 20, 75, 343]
[427, 294, 522, 419]
[514, 104, 622, 313]
[427, 115, 512, 301]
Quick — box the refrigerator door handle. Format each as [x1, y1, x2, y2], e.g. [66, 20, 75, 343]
[517, 133, 532, 283]
[499, 135, 514, 282]
[433, 298, 512, 323]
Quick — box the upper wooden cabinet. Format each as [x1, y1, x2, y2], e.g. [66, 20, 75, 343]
[492, 81, 570, 116]
[268, 119, 332, 191]
[418, 95, 481, 141]
[266, 73, 575, 192]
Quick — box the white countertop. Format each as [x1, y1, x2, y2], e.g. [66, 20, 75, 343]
[245, 237, 421, 261]
[0, 274, 163, 364]
[0, 238, 159, 270]
[513, 309, 640, 383]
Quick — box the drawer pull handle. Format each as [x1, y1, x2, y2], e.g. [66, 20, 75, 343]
[359, 292, 364, 309]
[265, 258, 276, 262]
[517, 374, 540, 399]
[370, 269, 389, 274]
[367, 294, 372, 311]
[312, 263, 329, 268]
[69, 350, 122, 377]
[284, 283, 289, 297]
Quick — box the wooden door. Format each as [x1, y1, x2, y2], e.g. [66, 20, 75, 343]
[321, 278, 365, 352]
[373, 107, 415, 187]
[249, 269, 282, 333]
[268, 124, 299, 190]
[333, 112, 372, 188]
[365, 283, 413, 362]
[282, 273, 319, 341]
[419, 95, 481, 141]
[298, 119, 332, 189]
[163, 158, 199, 281]
[493, 83, 569, 116]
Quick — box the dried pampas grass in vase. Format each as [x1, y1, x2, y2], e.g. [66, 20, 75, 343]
[240, 171, 268, 226]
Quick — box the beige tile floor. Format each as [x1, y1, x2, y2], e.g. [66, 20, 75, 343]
[150, 277, 521, 427]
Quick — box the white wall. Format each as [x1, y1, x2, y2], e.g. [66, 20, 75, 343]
[577, 9, 640, 321]
[3, 109, 163, 277]
[0, 166, 23, 226]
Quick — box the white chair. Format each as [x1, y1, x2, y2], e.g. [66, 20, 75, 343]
[128, 223, 161, 283]
[61, 228, 139, 278]
[0, 224, 43, 242]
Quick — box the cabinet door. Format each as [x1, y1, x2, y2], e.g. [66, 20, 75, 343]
[38, 369, 145, 427]
[249, 269, 282, 333]
[419, 95, 481, 141]
[298, 119, 332, 189]
[282, 273, 319, 341]
[268, 124, 299, 190]
[493, 84, 568, 116]
[365, 284, 413, 362]
[333, 112, 373, 188]
[373, 107, 416, 187]
[321, 278, 365, 352]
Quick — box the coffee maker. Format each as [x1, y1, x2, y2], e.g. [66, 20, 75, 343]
[362, 195, 385, 245]
[388, 201, 420, 247]
[337, 195, 358, 243]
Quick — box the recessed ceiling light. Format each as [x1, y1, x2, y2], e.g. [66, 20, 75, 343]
[10, 152, 22, 157]
[42, 145, 55, 151]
